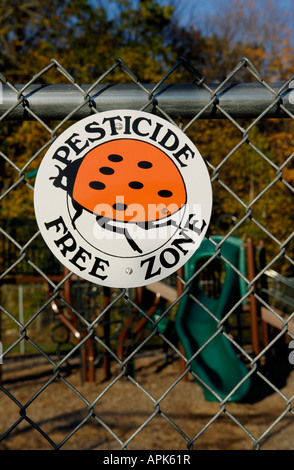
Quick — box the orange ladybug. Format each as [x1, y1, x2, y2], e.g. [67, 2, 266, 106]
[51, 139, 187, 253]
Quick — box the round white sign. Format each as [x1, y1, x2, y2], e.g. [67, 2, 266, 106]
[34, 110, 212, 288]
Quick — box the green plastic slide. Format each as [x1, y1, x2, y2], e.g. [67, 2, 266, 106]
[175, 236, 251, 402]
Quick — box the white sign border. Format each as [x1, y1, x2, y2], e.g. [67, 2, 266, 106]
[34, 110, 212, 288]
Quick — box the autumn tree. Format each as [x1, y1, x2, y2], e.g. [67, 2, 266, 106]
[174, 0, 293, 80]
[0, 0, 293, 273]
[168, 0, 294, 272]
[0, 0, 177, 219]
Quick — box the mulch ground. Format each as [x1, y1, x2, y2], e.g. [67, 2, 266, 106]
[0, 351, 294, 450]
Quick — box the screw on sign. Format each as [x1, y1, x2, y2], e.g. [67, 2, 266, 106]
[34, 110, 212, 288]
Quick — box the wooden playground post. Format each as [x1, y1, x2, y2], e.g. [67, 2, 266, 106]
[82, 336, 96, 383]
[63, 268, 96, 383]
[176, 268, 189, 381]
[246, 238, 260, 356]
[102, 287, 111, 381]
[0, 306, 2, 386]
[63, 268, 79, 330]
[257, 240, 270, 347]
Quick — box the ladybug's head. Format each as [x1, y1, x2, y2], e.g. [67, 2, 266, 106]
[50, 158, 84, 196]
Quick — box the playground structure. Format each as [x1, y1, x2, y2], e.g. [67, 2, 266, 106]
[1, 226, 293, 403]
[115, 235, 294, 402]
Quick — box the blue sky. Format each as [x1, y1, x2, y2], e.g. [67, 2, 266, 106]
[100, 0, 294, 47]
[99, 0, 294, 28]
[168, 0, 294, 51]
[171, 0, 294, 27]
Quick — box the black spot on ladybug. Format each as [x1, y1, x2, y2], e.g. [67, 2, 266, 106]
[108, 154, 123, 162]
[158, 189, 173, 198]
[113, 203, 128, 211]
[138, 161, 152, 169]
[100, 166, 115, 175]
[89, 181, 106, 190]
[129, 181, 144, 189]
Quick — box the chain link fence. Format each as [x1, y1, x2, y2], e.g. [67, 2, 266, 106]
[0, 57, 293, 451]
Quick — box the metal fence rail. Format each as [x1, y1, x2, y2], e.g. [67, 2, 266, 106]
[0, 57, 293, 450]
